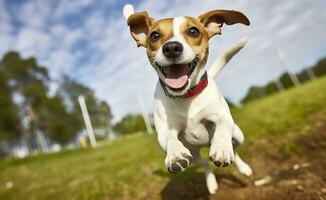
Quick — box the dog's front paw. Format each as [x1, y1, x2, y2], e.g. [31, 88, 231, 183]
[165, 148, 192, 173]
[209, 141, 234, 167]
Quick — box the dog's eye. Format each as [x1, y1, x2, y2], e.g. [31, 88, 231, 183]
[150, 31, 160, 42]
[187, 27, 200, 37]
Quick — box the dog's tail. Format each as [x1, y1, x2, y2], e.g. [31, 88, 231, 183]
[208, 37, 248, 78]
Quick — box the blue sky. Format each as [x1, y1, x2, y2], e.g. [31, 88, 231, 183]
[0, 0, 325, 121]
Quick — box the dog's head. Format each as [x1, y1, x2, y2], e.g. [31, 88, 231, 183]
[124, 5, 250, 97]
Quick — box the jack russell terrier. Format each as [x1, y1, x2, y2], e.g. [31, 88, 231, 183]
[123, 4, 253, 194]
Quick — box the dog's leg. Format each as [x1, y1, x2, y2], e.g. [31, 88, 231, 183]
[232, 124, 244, 146]
[232, 124, 253, 176]
[154, 107, 193, 173]
[207, 115, 235, 167]
[162, 131, 193, 173]
[234, 153, 253, 176]
[192, 150, 218, 194]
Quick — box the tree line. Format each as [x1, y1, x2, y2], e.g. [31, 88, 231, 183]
[0, 52, 112, 155]
[113, 114, 147, 135]
[241, 57, 326, 103]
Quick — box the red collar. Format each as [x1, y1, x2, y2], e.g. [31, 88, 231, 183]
[160, 73, 208, 98]
[182, 75, 208, 98]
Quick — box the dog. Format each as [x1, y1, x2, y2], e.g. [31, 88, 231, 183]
[123, 4, 253, 194]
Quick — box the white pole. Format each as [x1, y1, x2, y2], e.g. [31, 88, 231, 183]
[275, 79, 284, 92]
[305, 68, 316, 80]
[276, 49, 301, 87]
[137, 94, 153, 134]
[78, 95, 97, 147]
[301, 0, 317, 80]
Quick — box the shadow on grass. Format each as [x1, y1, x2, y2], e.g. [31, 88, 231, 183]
[153, 167, 247, 200]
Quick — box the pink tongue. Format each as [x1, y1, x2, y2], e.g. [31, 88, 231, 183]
[164, 65, 188, 89]
[165, 75, 188, 88]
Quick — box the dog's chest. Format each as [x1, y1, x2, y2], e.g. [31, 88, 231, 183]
[178, 116, 214, 147]
[154, 78, 226, 147]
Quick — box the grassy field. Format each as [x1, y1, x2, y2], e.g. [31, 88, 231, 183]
[0, 77, 326, 200]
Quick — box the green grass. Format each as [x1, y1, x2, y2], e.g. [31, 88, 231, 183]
[0, 134, 167, 199]
[0, 76, 326, 200]
[232, 76, 326, 157]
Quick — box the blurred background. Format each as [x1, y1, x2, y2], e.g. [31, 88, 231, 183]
[0, 0, 325, 199]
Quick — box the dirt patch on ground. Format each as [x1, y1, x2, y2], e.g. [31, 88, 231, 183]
[159, 156, 326, 200]
[139, 115, 326, 200]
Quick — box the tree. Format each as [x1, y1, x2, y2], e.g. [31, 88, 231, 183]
[0, 51, 113, 152]
[1, 52, 50, 151]
[279, 72, 294, 89]
[37, 95, 83, 145]
[91, 101, 113, 139]
[241, 56, 326, 103]
[57, 75, 113, 140]
[241, 86, 265, 103]
[0, 71, 22, 142]
[312, 57, 326, 76]
[0, 52, 86, 148]
[113, 114, 146, 135]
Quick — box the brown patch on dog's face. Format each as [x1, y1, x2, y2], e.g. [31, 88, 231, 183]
[146, 17, 210, 62]
[179, 17, 209, 63]
[146, 17, 210, 68]
[146, 18, 173, 60]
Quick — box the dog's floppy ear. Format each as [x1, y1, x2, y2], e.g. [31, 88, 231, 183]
[127, 12, 154, 47]
[198, 10, 250, 38]
[124, 5, 154, 47]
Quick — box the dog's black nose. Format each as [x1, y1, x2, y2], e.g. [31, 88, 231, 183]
[162, 41, 183, 58]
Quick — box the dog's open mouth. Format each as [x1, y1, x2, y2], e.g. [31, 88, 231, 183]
[157, 57, 199, 91]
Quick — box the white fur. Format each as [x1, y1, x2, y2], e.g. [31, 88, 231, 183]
[208, 37, 248, 78]
[154, 73, 253, 194]
[155, 17, 195, 66]
[206, 172, 218, 194]
[153, 37, 252, 194]
[154, 17, 200, 97]
[171, 17, 196, 64]
[154, 76, 235, 158]
[123, 4, 134, 20]
[193, 154, 218, 194]
[234, 153, 253, 176]
[122, 5, 253, 193]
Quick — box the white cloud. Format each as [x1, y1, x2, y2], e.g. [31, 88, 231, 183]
[63, 29, 84, 49]
[0, 1, 14, 56]
[14, 27, 52, 57]
[53, 0, 94, 19]
[0, 1, 10, 22]
[16, 0, 51, 29]
[278, 23, 300, 37]
[43, 49, 76, 77]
